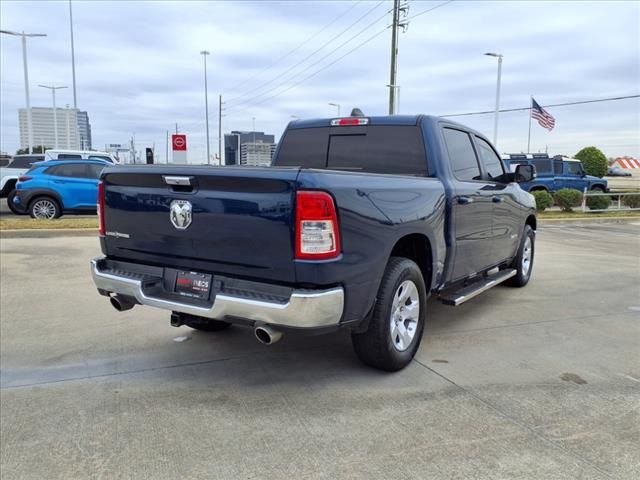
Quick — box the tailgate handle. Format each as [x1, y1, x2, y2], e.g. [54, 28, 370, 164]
[163, 176, 192, 186]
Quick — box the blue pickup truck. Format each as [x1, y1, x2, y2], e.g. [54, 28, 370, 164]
[503, 154, 608, 192]
[91, 114, 536, 371]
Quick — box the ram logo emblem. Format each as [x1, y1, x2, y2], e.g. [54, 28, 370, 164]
[169, 200, 192, 230]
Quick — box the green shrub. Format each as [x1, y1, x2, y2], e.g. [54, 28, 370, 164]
[574, 146, 608, 178]
[532, 190, 553, 211]
[586, 194, 611, 211]
[622, 194, 640, 209]
[554, 188, 583, 212]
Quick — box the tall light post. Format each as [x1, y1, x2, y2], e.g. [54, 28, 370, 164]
[1, 30, 47, 154]
[68, 0, 78, 109]
[328, 102, 341, 116]
[484, 52, 503, 146]
[200, 50, 211, 164]
[38, 84, 67, 148]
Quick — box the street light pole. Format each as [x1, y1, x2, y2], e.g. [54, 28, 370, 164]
[1, 30, 47, 154]
[484, 52, 503, 146]
[328, 102, 341, 116]
[68, 0, 78, 109]
[200, 50, 211, 165]
[38, 84, 68, 148]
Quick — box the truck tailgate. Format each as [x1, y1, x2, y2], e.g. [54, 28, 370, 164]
[101, 166, 299, 284]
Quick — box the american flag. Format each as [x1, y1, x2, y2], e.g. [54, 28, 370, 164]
[531, 98, 556, 131]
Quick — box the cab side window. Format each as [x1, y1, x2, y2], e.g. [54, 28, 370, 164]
[475, 137, 505, 180]
[443, 128, 482, 181]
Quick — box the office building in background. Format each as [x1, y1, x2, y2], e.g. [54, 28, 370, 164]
[18, 107, 92, 150]
[224, 131, 276, 166]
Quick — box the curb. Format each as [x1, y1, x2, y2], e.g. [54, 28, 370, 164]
[1, 216, 637, 239]
[0, 228, 97, 239]
[538, 216, 640, 225]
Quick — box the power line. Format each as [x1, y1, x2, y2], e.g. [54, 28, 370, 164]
[226, 1, 386, 106]
[440, 95, 640, 117]
[232, 26, 391, 113]
[227, 4, 391, 110]
[406, 0, 455, 21]
[223, 1, 362, 94]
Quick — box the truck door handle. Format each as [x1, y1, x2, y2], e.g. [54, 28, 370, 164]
[492, 196, 504, 203]
[458, 196, 474, 205]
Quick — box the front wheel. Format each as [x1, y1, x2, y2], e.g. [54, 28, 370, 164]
[505, 225, 535, 287]
[29, 197, 61, 219]
[590, 185, 605, 192]
[352, 257, 427, 372]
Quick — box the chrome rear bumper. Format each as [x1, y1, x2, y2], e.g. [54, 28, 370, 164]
[90, 257, 344, 329]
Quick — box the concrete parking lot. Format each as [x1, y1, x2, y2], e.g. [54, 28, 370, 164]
[1, 223, 639, 479]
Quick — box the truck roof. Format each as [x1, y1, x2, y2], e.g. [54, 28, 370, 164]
[288, 114, 470, 130]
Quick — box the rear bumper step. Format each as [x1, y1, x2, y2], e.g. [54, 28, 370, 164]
[90, 256, 344, 329]
[439, 269, 517, 306]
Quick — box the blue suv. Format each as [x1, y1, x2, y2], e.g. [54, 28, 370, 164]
[13, 159, 110, 219]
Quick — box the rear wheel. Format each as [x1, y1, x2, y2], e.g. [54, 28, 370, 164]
[352, 257, 426, 372]
[184, 316, 231, 332]
[505, 225, 535, 287]
[7, 190, 26, 215]
[29, 197, 61, 219]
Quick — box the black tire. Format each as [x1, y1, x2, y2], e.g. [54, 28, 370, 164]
[7, 190, 26, 215]
[28, 196, 61, 219]
[184, 316, 231, 332]
[505, 225, 534, 287]
[352, 257, 427, 372]
[590, 185, 605, 192]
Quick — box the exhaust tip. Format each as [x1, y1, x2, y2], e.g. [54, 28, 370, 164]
[254, 325, 282, 345]
[110, 295, 134, 312]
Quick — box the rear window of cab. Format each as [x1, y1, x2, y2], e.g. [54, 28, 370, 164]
[275, 125, 429, 176]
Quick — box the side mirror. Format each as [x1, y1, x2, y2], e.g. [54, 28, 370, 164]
[515, 164, 536, 183]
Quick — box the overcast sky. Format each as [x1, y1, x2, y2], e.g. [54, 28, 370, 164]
[1, 0, 638, 162]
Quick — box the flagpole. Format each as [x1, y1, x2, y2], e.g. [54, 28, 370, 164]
[527, 96, 533, 153]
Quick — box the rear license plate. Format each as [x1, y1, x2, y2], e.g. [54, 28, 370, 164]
[175, 271, 212, 299]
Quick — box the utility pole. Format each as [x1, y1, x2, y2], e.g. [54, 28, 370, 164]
[200, 50, 211, 165]
[218, 95, 223, 165]
[38, 84, 67, 148]
[387, 1, 409, 115]
[388, 0, 399, 115]
[68, 0, 78, 109]
[166, 130, 169, 163]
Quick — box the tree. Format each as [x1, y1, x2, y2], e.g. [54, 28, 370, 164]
[15, 145, 50, 155]
[574, 146, 608, 178]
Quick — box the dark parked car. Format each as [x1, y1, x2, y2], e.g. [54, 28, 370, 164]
[606, 166, 632, 177]
[91, 114, 536, 371]
[12, 159, 109, 219]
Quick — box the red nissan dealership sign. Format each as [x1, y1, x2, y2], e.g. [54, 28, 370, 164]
[172, 134, 187, 151]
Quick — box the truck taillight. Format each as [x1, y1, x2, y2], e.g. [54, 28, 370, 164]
[17, 176, 32, 182]
[98, 181, 105, 236]
[295, 191, 340, 260]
